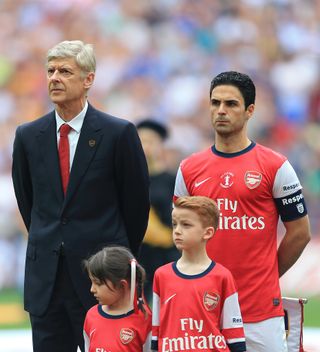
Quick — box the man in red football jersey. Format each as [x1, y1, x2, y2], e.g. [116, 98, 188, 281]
[174, 71, 311, 351]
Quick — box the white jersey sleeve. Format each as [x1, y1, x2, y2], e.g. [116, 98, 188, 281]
[220, 292, 245, 345]
[273, 160, 307, 221]
[143, 331, 152, 352]
[151, 291, 160, 351]
[174, 166, 189, 198]
[272, 160, 302, 198]
[83, 329, 90, 352]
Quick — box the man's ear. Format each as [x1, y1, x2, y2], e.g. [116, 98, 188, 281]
[246, 103, 255, 120]
[83, 72, 95, 90]
[204, 226, 215, 241]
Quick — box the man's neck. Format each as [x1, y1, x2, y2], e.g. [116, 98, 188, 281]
[215, 135, 251, 153]
[55, 100, 86, 122]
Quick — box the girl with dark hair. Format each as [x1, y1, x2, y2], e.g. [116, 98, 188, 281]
[83, 246, 151, 351]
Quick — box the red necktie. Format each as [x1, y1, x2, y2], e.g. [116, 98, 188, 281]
[59, 123, 72, 195]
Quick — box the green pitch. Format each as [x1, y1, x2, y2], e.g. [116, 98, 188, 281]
[0, 289, 319, 329]
[303, 295, 320, 327]
[0, 289, 30, 329]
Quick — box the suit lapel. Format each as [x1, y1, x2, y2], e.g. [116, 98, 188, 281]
[36, 112, 64, 201]
[64, 107, 102, 205]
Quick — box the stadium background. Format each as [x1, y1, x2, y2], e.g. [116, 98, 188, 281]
[0, 0, 319, 350]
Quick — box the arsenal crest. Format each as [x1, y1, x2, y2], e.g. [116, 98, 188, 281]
[245, 171, 262, 189]
[203, 292, 220, 311]
[120, 328, 135, 345]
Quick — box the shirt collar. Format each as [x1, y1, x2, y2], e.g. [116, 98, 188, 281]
[56, 101, 88, 133]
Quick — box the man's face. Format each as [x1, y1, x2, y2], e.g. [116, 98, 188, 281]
[210, 84, 254, 137]
[47, 57, 93, 107]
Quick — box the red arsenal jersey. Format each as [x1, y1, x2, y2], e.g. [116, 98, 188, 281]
[84, 305, 151, 352]
[174, 142, 307, 323]
[152, 262, 246, 351]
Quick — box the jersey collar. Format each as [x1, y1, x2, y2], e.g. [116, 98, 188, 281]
[212, 141, 256, 158]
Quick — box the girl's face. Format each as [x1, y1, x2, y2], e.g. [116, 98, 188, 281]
[89, 275, 124, 307]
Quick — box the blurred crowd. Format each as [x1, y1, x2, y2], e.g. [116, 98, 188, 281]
[0, 0, 320, 290]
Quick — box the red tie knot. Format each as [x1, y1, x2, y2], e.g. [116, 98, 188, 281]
[60, 124, 72, 137]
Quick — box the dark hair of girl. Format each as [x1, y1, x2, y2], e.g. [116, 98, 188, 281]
[84, 245, 149, 317]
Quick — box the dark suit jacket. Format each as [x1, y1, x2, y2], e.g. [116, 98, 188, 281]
[12, 103, 150, 316]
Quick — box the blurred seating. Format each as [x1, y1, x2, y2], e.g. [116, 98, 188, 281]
[0, 0, 319, 291]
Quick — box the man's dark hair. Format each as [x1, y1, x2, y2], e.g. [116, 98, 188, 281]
[210, 71, 256, 109]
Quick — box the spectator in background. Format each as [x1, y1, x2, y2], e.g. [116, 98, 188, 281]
[174, 71, 311, 351]
[1, 0, 320, 303]
[11, 40, 149, 352]
[137, 119, 179, 303]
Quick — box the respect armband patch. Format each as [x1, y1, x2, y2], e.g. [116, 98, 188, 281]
[274, 189, 307, 221]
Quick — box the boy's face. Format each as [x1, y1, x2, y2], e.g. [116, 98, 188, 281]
[172, 207, 212, 251]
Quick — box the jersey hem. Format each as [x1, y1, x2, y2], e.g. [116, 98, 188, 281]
[243, 311, 284, 324]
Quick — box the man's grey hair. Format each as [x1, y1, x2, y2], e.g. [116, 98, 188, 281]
[46, 40, 96, 74]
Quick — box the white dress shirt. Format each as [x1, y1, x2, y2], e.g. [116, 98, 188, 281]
[55, 101, 88, 170]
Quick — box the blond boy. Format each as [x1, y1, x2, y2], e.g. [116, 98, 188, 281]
[151, 196, 246, 352]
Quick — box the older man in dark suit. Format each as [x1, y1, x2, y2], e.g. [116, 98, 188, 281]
[12, 40, 150, 352]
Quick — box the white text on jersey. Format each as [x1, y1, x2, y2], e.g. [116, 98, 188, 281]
[216, 198, 265, 231]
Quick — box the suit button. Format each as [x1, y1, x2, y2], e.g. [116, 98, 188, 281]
[61, 218, 68, 225]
